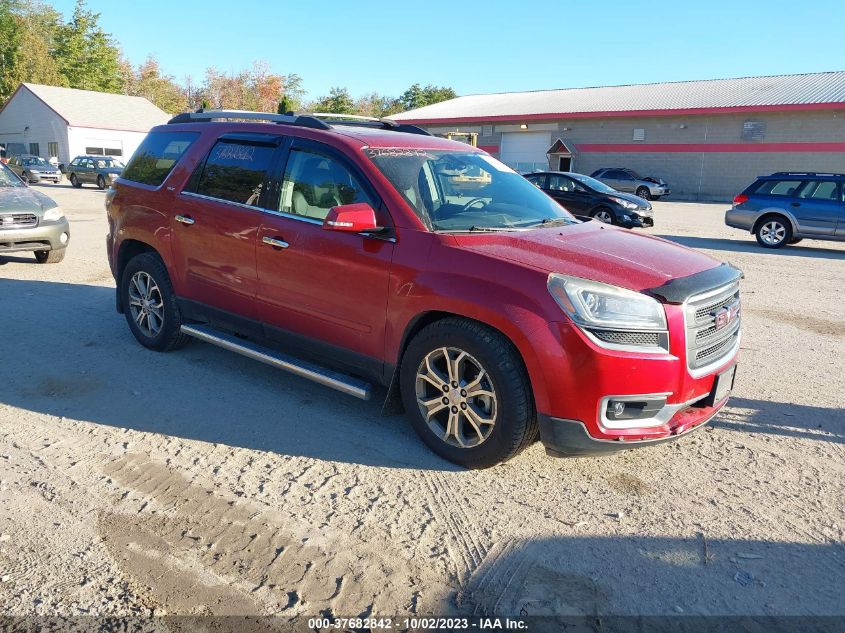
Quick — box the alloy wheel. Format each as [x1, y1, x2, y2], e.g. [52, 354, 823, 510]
[760, 221, 786, 245]
[595, 210, 613, 224]
[127, 271, 164, 338]
[415, 347, 497, 448]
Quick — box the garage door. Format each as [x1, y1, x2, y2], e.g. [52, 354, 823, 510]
[500, 132, 551, 173]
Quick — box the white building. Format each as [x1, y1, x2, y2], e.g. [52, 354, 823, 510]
[0, 83, 169, 165]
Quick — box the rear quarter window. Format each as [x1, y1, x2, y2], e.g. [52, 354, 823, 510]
[753, 179, 804, 196]
[122, 131, 199, 187]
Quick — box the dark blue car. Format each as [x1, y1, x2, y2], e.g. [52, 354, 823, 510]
[725, 172, 845, 248]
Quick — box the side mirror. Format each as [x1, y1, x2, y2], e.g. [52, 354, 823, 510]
[323, 203, 380, 233]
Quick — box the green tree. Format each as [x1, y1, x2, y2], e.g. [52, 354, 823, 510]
[308, 86, 355, 114]
[354, 92, 402, 118]
[398, 83, 456, 111]
[53, 0, 123, 92]
[124, 55, 186, 113]
[0, 0, 64, 100]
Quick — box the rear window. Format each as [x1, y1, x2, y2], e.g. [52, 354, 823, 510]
[754, 179, 804, 196]
[122, 131, 198, 187]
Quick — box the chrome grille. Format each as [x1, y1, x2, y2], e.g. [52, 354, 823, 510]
[0, 213, 38, 229]
[685, 283, 741, 374]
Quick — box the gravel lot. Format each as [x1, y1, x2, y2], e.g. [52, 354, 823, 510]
[1, 183, 843, 621]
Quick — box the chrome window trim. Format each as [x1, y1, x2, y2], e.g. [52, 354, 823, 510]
[181, 190, 266, 213]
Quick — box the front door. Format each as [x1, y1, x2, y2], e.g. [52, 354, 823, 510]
[603, 169, 633, 192]
[546, 173, 590, 214]
[256, 139, 394, 378]
[171, 133, 282, 323]
[792, 180, 842, 236]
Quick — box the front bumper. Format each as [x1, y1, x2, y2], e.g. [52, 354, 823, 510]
[539, 398, 724, 456]
[28, 172, 62, 183]
[650, 186, 670, 196]
[0, 218, 70, 253]
[619, 212, 654, 228]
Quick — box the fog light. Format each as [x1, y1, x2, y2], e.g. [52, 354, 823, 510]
[60, 232, 68, 244]
[613, 401, 626, 416]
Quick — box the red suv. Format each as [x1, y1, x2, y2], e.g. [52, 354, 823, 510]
[106, 111, 741, 468]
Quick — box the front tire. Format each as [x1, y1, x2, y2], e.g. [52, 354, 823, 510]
[788, 238, 803, 245]
[400, 318, 537, 469]
[591, 207, 615, 224]
[755, 215, 792, 249]
[34, 249, 65, 264]
[70, 174, 81, 188]
[120, 252, 190, 351]
[97, 175, 106, 190]
[636, 186, 651, 200]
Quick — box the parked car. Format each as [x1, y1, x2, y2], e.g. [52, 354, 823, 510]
[67, 155, 124, 189]
[7, 155, 62, 184]
[525, 171, 653, 228]
[107, 110, 741, 468]
[0, 161, 69, 263]
[591, 168, 670, 200]
[725, 172, 845, 248]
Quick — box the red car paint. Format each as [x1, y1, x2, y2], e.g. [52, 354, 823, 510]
[108, 120, 740, 454]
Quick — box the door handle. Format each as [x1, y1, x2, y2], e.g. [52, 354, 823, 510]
[262, 236, 289, 249]
[175, 214, 195, 225]
[790, 202, 801, 207]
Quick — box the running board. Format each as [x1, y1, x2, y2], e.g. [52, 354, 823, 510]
[180, 324, 372, 400]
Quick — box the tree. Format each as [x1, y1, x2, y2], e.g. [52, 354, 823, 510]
[398, 83, 456, 111]
[307, 86, 355, 114]
[354, 92, 402, 118]
[199, 62, 304, 113]
[0, 0, 64, 100]
[123, 55, 186, 113]
[53, 0, 123, 93]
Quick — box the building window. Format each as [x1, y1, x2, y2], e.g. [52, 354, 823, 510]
[29, 143, 40, 156]
[47, 142, 59, 159]
[632, 128, 646, 141]
[482, 125, 494, 137]
[742, 120, 766, 141]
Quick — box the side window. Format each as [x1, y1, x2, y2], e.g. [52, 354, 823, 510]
[190, 140, 276, 206]
[526, 175, 545, 188]
[548, 175, 574, 191]
[70, 158, 80, 167]
[757, 180, 804, 196]
[799, 180, 838, 201]
[279, 148, 374, 221]
[605, 170, 626, 180]
[122, 131, 199, 187]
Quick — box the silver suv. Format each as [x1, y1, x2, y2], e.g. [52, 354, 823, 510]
[591, 168, 670, 200]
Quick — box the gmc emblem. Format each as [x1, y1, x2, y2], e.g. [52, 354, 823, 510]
[714, 302, 741, 330]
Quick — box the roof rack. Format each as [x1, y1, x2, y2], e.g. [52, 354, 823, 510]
[770, 171, 845, 177]
[167, 109, 432, 136]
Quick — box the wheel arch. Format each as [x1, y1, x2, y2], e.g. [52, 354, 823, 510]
[115, 239, 159, 313]
[752, 209, 798, 234]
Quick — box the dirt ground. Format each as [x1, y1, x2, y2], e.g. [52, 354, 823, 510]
[0, 183, 843, 622]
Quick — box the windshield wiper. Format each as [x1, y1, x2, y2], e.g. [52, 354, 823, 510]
[524, 217, 574, 228]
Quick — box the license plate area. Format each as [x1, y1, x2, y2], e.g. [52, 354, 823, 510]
[703, 364, 736, 407]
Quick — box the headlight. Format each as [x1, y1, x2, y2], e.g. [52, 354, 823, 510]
[42, 207, 65, 222]
[610, 196, 639, 210]
[30, 169, 41, 174]
[548, 274, 667, 331]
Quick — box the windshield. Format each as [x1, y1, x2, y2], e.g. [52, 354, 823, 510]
[23, 157, 51, 168]
[0, 163, 25, 187]
[366, 149, 576, 231]
[570, 173, 618, 195]
[95, 158, 124, 169]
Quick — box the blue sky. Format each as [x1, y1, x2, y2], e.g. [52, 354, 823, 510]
[49, 0, 843, 100]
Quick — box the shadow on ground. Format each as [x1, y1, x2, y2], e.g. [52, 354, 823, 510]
[715, 397, 845, 444]
[0, 277, 457, 471]
[443, 534, 845, 630]
[655, 234, 845, 260]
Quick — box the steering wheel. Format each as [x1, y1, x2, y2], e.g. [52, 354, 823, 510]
[460, 197, 488, 212]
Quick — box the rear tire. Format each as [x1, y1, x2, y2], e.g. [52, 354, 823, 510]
[120, 252, 190, 351]
[70, 174, 81, 188]
[788, 238, 803, 245]
[399, 318, 537, 469]
[34, 249, 65, 264]
[636, 186, 651, 200]
[754, 215, 792, 249]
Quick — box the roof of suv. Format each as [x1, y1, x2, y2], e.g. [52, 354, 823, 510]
[758, 171, 845, 179]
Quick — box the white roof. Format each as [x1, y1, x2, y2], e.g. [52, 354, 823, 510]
[17, 83, 170, 132]
[392, 71, 845, 122]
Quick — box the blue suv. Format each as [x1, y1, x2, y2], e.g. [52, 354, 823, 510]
[725, 172, 845, 248]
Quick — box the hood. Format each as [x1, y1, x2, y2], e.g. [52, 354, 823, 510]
[608, 190, 651, 209]
[451, 221, 721, 292]
[642, 176, 666, 185]
[0, 186, 58, 215]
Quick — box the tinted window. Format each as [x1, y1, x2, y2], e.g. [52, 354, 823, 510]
[280, 148, 374, 220]
[606, 170, 630, 180]
[799, 180, 839, 201]
[549, 175, 580, 192]
[756, 180, 804, 196]
[122, 131, 198, 187]
[525, 175, 545, 188]
[189, 140, 276, 206]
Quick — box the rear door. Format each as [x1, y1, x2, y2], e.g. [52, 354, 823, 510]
[792, 179, 841, 236]
[171, 132, 283, 324]
[547, 173, 591, 213]
[604, 169, 635, 192]
[255, 138, 394, 377]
